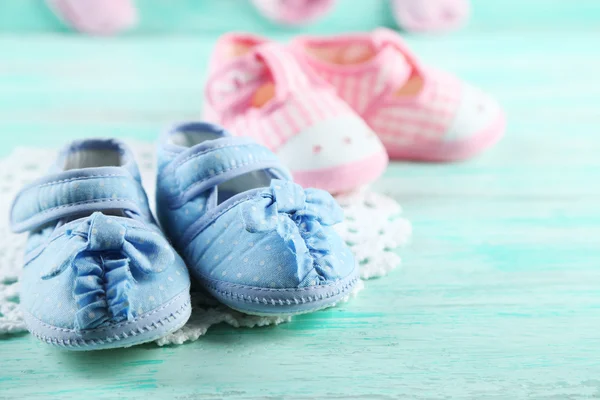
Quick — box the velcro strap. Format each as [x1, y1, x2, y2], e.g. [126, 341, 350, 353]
[372, 28, 423, 73]
[205, 55, 267, 114]
[253, 43, 312, 92]
[11, 167, 146, 233]
[205, 44, 312, 115]
[162, 137, 291, 208]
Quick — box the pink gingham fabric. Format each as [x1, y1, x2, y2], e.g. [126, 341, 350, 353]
[366, 68, 462, 147]
[204, 34, 388, 193]
[206, 43, 350, 151]
[292, 28, 505, 161]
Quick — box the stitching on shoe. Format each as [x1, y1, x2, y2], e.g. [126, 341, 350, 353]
[229, 301, 343, 317]
[199, 272, 358, 293]
[27, 299, 191, 348]
[30, 300, 190, 347]
[24, 289, 190, 334]
[22, 198, 139, 219]
[171, 142, 247, 170]
[205, 276, 358, 306]
[33, 174, 130, 188]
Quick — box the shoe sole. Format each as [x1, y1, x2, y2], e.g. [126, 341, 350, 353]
[23, 289, 191, 351]
[200, 267, 360, 316]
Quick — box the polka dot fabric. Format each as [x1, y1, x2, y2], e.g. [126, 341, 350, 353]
[10, 139, 191, 350]
[156, 122, 360, 316]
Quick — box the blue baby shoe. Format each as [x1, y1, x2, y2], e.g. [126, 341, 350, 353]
[10, 139, 191, 350]
[156, 122, 359, 316]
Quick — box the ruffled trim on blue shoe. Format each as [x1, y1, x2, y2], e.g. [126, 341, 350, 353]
[42, 212, 173, 330]
[241, 179, 345, 285]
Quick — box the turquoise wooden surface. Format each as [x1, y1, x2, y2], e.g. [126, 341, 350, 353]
[2, 2, 600, 398]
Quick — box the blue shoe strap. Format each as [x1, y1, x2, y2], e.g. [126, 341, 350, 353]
[10, 167, 147, 233]
[161, 137, 291, 209]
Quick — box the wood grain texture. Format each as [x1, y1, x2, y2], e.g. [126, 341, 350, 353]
[1, 3, 600, 398]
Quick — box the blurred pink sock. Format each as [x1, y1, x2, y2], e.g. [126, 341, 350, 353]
[47, 0, 138, 35]
[391, 0, 470, 33]
[251, 0, 336, 26]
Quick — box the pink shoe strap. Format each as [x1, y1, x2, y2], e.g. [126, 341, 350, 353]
[293, 29, 422, 79]
[366, 28, 434, 104]
[292, 29, 428, 107]
[206, 44, 326, 115]
[371, 28, 425, 75]
[205, 55, 267, 115]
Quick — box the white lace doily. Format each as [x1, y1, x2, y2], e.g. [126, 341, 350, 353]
[0, 142, 411, 345]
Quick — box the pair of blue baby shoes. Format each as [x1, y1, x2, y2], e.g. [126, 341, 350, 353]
[10, 122, 359, 350]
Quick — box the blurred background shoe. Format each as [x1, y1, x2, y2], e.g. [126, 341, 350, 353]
[251, 0, 337, 26]
[46, 0, 138, 35]
[390, 0, 470, 33]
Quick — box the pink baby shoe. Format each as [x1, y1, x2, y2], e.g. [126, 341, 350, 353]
[47, 0, 138, 36]
[291, 28, 505, 161]
[391, 0, 470, 33]
[203, 34, 388, 193]
[251, 0, 336, 26]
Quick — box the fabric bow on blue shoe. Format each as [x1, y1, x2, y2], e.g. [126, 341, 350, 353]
[10, 139, 191, 350]
[43, 212, 176, 330]
[156, 122, 359, 316]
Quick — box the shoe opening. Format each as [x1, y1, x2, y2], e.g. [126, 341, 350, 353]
[60, 140, 133, 220]
[168, 126, 273, 205]
[301, 38, 424, 97]
[64, 147, 122, 170]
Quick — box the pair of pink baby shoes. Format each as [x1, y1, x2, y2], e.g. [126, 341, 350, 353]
[203, 28, 505, 193]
